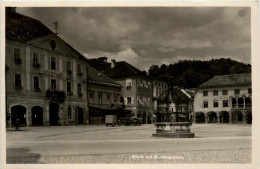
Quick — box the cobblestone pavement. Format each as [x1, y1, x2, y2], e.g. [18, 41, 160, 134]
[6, 124, 252, 164]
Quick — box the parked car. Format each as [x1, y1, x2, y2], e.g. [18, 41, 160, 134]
[130, 117, 142, 126]
[105, 115, 117, 126]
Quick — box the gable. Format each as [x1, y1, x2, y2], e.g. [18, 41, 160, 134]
[28, 34, 86, 61]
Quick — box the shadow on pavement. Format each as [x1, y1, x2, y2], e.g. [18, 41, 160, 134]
[7, 147, 41, 163]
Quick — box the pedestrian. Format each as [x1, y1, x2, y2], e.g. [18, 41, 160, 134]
[15, 116, 20, 130]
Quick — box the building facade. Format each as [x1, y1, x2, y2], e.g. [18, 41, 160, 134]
[193, 73, 252, 124]
[5, 8, 89, 127]
[152, 79, 168, 113]
[87, 67, 123, 125]
[89, 58, 154, 124]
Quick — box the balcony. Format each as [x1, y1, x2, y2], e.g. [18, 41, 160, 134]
[34, 87, 41, 93]
[67, 91, 73, 96]
[245, 104, 251, 108]
[15, 85, 23, 90]
[78, 92, 83, 97]
[33, 63, 41, 68]
[45, 89, 66, 102]
[14, 58, 22, 64]
[78, 72, 83, 76]
[67, 69, 72, 75]
[66, 75, 72, 80]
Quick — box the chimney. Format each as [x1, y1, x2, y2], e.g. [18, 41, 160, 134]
[111, 59, 116, 68]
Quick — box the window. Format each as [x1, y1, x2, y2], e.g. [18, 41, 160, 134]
[234, 89, 240, 95]
[33, 76, 40, 90]
[14, 48, 21, 64]
[51, 79, 56, 90]
[77, 64, 81, 73]
[213, 90, 218, 96]
[90, 93, 94, 103]
[203, 91, 208, 96]
[15, 74, 22, 88]
[114, 95, 118, 102]
[222, 90, 228, 95]
[223, 100, 228, 107]
[203, 101, 208, 108]
[78, 83, 81, 94]
[107, 95, 110, 104]
[98, 94, 102, 104]
[126, 79, 132, 88]
[67, 61, 71, 70]
[148, 82, 151, 89]
[33, 53, 39, 64]
[138, 97, 143, 105]
[51, 57, 56, 70]
[127, 97, 132, 105]
[77, 64, 83, 76]
[147, 97, 151, 106]
[214, 100, 218, 107]
[248, 88, 252, 94]
[68, 107, 72, 119]
[67, 82, 72, 93]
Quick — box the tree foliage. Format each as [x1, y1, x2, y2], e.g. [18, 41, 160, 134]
[148, 58, 251, 89]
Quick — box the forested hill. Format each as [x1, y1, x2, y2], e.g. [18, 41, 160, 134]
[148, 58, 251, 89]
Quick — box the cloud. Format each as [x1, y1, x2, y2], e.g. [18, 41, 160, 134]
[16, 7, 251, 71]
[84, 48, 139, 68]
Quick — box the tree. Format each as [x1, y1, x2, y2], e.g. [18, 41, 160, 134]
[148, 58, 251, 89]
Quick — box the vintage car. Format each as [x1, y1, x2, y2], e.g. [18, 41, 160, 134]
[105, 115, 117, 126]
[130, 117, 142, 126]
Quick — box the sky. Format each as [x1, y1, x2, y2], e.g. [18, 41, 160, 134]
[17, 7, 251, 71]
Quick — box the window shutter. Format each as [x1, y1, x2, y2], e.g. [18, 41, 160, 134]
[132, 97, 134, 105]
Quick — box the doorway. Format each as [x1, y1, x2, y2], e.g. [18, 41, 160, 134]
[49, 103, 59, 125]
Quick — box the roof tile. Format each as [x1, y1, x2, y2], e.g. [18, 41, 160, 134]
[200, 73, 251, 88]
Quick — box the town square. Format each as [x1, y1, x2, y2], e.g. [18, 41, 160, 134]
[2, 4, 258, 168]
[6, 123, 251, 163]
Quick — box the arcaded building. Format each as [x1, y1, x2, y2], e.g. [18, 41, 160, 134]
[5, 8, 89, 127]
[193, 73, 252, 124]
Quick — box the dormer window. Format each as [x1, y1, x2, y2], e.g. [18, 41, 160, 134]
[51, 57, 56, 70]
[14, 48, 22, 64]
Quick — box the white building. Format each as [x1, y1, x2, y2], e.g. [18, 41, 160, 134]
[193, 73, 252, 124]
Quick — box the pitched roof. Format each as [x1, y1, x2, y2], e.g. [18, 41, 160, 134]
[6, 9, 87, 61]
[88, 67, 122, 88]
[185, 88, 196, 97]
[88, 59, 151, 79]
[199, 73, 251, 88]
[6, 9, 53, 42]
